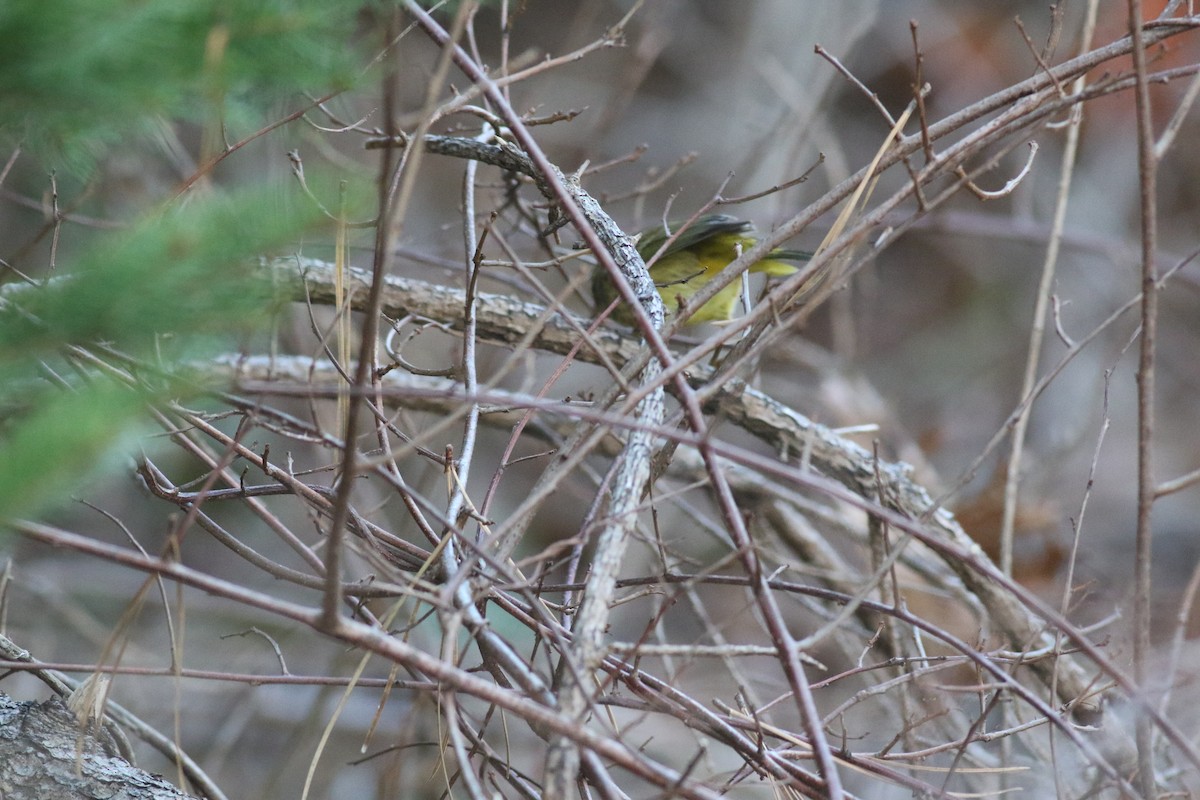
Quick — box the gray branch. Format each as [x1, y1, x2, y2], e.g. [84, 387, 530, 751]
[0, 693, 198, 800]
[260, 257, 1108, 723]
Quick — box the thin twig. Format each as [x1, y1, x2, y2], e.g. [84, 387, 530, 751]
[1127, 2, 1161, 796]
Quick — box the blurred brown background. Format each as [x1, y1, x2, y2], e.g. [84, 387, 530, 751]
[4, 1, 1200, 796]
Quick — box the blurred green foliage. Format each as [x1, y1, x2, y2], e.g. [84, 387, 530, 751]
[0, 0, 359, 169]
[0, 190, 318, 358]
[0, 0, 369, 520]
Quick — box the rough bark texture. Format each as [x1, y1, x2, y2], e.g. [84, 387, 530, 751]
[0, 694, 197, 800]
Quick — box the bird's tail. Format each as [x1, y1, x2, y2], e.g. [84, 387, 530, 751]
[752, 248, 812, 276]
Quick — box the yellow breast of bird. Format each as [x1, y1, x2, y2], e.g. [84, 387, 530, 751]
[648, 248, 745, 323]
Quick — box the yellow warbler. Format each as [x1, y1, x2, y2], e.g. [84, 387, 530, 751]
[592, 214, 810, 325]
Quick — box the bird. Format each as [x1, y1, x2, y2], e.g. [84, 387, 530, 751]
[591, 214, 811, 326]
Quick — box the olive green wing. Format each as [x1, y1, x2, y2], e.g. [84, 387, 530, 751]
[636, 214, 752, 261]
